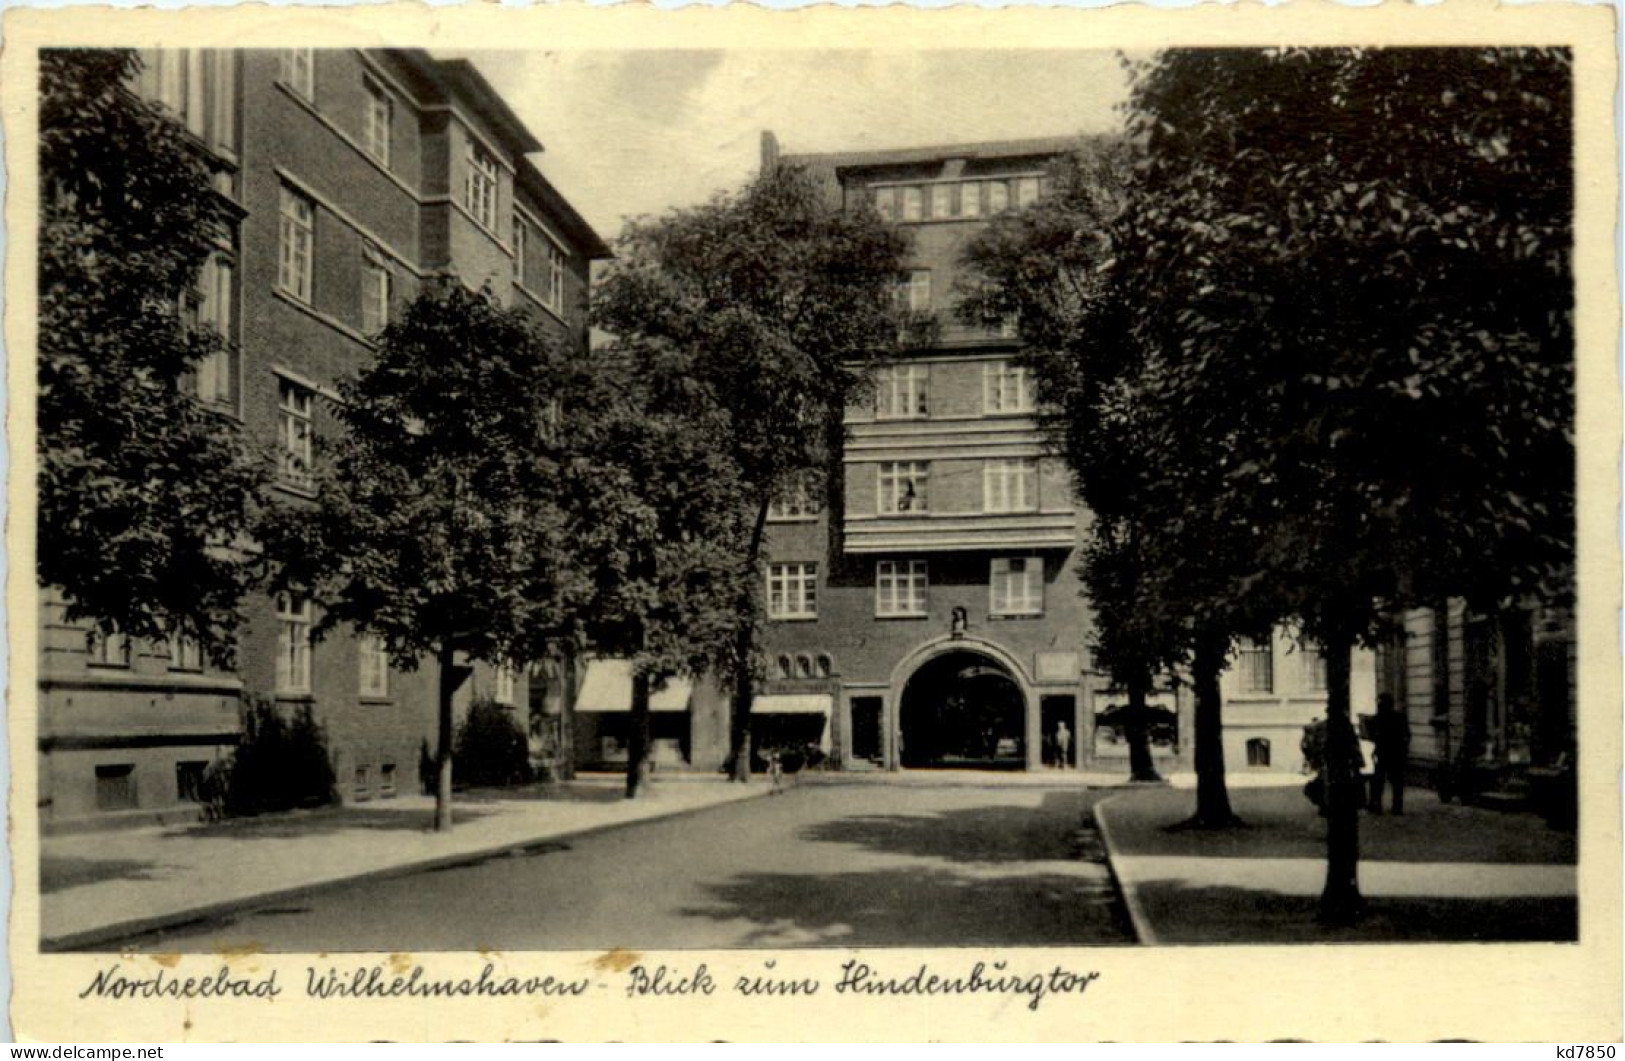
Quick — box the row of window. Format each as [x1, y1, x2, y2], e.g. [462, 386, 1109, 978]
[873, 176, 1044, 224]
[767, 557, 1044, 620]
[889, 271, 1018, 337]
[872, 458, 1042, 516]
[773, 652, 836, 680]
[91, 758, 399, 812]
[86, 630, 203, 672]
[873, 362, 1035, 420]
[1235, 637, 1328, 694]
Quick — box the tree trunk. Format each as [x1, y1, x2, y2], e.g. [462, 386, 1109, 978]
[625, 669, 652, 800]
[1125, 672, 1162, 782]
[1187, 630, 1240, 828]
[727, 498, 772, 783]
[434, 640, 457, 833]
[1318, 626, 1364, 925]
[558, 648, 578, 782]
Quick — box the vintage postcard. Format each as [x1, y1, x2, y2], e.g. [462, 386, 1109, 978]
[5, 0, 1620, 1043]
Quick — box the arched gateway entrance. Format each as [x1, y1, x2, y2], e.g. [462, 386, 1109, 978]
[897, 647, 1029, 770]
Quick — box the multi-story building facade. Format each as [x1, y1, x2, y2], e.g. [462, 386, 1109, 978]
[37, 48, 609, 827]
[739, 133, 1376, 775]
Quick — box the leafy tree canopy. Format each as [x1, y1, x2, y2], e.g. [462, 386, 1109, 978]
[38, 48, 265, 662]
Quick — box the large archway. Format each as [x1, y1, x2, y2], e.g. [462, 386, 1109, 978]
[898, 649, 1027, 769]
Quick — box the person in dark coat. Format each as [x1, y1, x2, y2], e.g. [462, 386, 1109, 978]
[1368, 693, 1410, 814]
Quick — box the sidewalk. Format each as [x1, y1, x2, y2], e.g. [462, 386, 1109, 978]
[40, 777, 766, 950]
[1094, 783, 1577, 945]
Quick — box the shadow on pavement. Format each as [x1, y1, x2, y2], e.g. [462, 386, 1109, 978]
[799, 790, 1093, 865]
[1133, 883, 1578, 944]
[160, 804, 499, 840]
[680, 864, 1130, 948]
[41, 855, 171, 894]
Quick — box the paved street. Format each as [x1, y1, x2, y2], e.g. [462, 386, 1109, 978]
[93, 782, 1128, 952]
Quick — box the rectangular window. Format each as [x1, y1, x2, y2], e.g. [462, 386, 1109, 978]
[354, 765, 371, 802]
[276, 594, 314, 694]
[380, 763, 397, 798]
[907, 270, 932, 313]
[211, 50, 237, 154]
[359, 635, 389, 698]
[768, 475, 820, 521]
[279, 48, 315, 100]
[1239, 638, 1274, 694]
[465, 143, 500, 233]
[195, 254, 234, 406]
[1016, 176, 1041, 208]
[363, 79, 392, 167]
[495, 665, 517, 706]
[931, 183, 953, 220]
[1301, 643, 1329, 693]
[960, 181, 982, 218]
[988, 181, 1010, 212]
[86, 628, 131, 669]
[767, 562, 818, 620]
[878, 461, 929, 515]
[545, 236, 566, 313]
[990, 557, 1044, 616]
[277, 186, 313, 302]
[901, 186, 923, 222]
[875, 364, 929, 420]
[278, 379, 315, 488]
[874, 187, 896, 221]
[983, 458, 1038, 513]
[876, 560, 928, 617]
[984, 361, 1035, 414]
[95, 764, 138, 811]
[513, 216, 526, 286]
[169, 636, 204, 673]
[361, 246, 392, 336]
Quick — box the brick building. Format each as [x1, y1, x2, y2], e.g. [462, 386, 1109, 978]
[37, 48, 609, 827]
[733, 133, 1376, 775]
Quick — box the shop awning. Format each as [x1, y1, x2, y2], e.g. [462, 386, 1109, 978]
[575, 660, 692, 713]
[751, 694, 833, 716]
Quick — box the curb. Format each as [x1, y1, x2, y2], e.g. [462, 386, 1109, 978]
[1091, 793, 1159, 946]
[43, 785, 774, 953]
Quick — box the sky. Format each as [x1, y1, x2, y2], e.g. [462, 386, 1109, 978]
[450, 49, 1133, 247]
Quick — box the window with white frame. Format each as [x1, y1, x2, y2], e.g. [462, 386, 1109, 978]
[768, 474, 820, 521]
[169, 635, 204, 672]
[359, 635, 389, 698]
[363, 79, 392, 167]
[277, 185, 314, 302]
[988, 180, 1010, 212]
[1016, 176, 1041, 208]
[874, 187, 896, 221]
[984, 361, 1035, 414]
[875, 560, 928, 617]
[195, 254, 234, 406]
[907, 270, 932, 313]
[545, 235, 566, 313]
[1300, 643, 1329, 693]
[931, 183, 952, 220]
[494, 665, 517, 705]
[86, 627, 131, 668]
[361, 245, 391, 335]
[279, 49, 315, 100]
[983, 458, 1037, 513]
[1238, 637, 1274, 694]
[901, 186, 923, 222]
[465, 143, 500, 233]
[278, 379, 314, 488]
[960, 181, 982, 218]
[513, 216, 526, 286]
[875, 364, 928, 420]
[878, 461, 929, 515]
[276, 594, 314, 694]
[990, 557, 1043, 616]
[767, 562, 818, 620]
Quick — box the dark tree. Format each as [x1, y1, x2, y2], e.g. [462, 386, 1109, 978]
[39, 49, 265, 662]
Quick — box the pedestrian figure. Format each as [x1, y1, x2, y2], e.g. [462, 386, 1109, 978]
[1055, 721, 1072, 769]
[768, 749, 784, 795]
[1368, 693, 1410, 814]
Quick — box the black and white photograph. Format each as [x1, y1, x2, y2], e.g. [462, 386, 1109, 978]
[7, 3, 1619, 1044]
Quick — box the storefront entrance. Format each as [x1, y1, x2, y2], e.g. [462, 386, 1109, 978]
[898, 649, 1027, 769]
